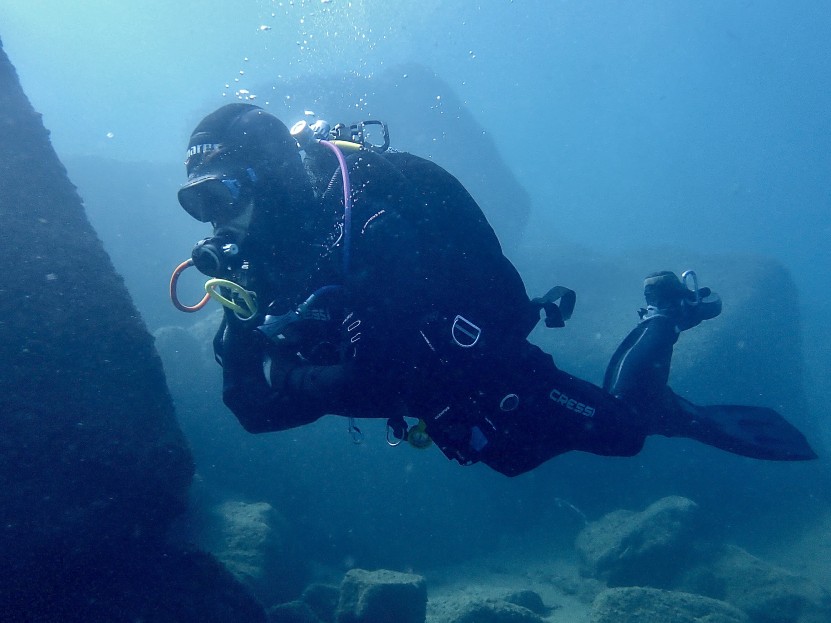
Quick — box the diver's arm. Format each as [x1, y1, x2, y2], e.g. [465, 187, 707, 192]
[238, 210, 423, 430]
[217, 309, 382, 432]
[217, 315, 330, 433]
[218, 152, 424, 432]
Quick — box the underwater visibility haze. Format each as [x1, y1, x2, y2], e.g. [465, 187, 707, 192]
[1, 1, 830, 620]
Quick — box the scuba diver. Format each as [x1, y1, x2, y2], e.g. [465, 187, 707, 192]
[171, 103, 815, 477]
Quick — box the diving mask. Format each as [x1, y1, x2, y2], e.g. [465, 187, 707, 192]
[177, 167, 258, 223]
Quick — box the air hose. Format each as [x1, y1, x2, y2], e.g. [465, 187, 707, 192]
[318, 138, 353, 276]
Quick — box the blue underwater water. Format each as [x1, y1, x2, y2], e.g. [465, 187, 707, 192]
[2, 0, 830, 618]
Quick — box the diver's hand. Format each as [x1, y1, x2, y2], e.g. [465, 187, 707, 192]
[262, 341, 302, 392]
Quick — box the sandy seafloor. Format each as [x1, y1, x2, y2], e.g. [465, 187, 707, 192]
[414, 510, 831, 622]
[425, 549, 599, 622]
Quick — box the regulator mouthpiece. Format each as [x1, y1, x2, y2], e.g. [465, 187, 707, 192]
[191, 235, 241, 277]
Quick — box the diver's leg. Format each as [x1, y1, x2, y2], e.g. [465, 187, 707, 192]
[604, 271, 721, 408]
[603, 315, 677, 407]
[601, 272, 814, 461]
[476, 336, 814, 478]
[477, 343, 649, 477]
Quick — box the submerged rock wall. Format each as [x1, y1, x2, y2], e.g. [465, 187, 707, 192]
[0, 36, 264, 621]
[0, 31, 192, 564]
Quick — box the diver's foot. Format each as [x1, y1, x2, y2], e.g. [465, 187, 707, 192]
[639, 270, 722, 332]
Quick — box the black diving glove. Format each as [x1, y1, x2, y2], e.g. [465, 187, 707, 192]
[262, 341, 304, 392]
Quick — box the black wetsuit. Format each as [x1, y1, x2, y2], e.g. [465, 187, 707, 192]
[216, 150, 815, 476]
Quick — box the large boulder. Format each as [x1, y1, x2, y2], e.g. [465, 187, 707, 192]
[336, 568, 427, 623]
[589, 587, 748, 623]
[677, 545, 831, 623]
[502, 590, 556, 616]
[575, 496, 704, 587]
[197, 499, 308, 607]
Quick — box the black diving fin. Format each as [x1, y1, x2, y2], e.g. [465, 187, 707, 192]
[666, 394, 817, 461]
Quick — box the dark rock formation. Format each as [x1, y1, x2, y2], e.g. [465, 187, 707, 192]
[0, 35, 264, 621]
[0, 30, 188, 578]
[299, 583, 341, 623]
[195, 499, 308, 607]
[336, 568, 427, 623]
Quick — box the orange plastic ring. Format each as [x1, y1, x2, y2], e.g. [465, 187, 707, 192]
[170, 259, 210, 312]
